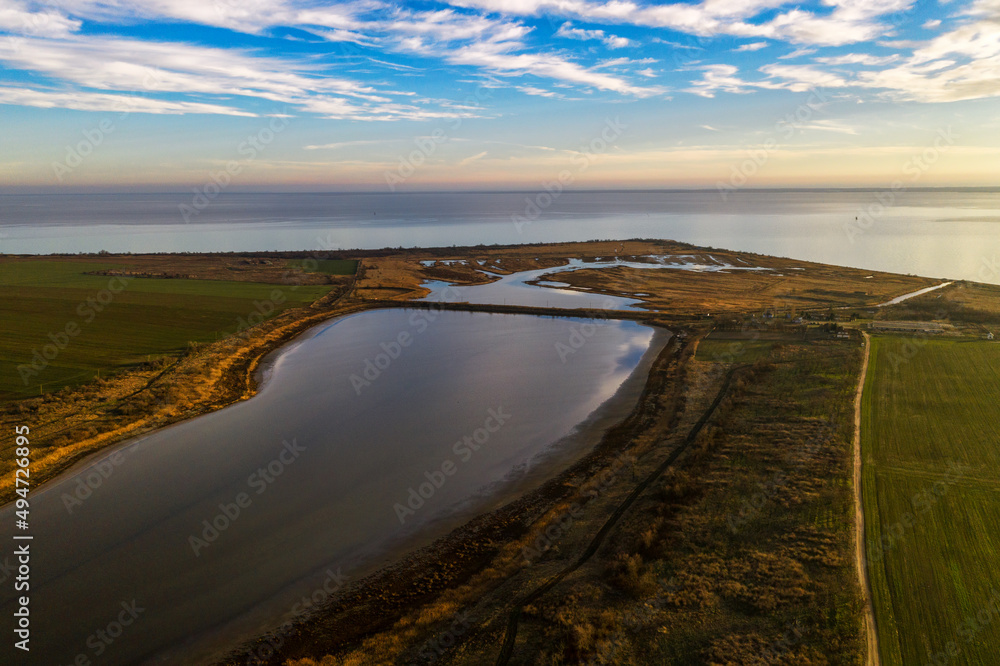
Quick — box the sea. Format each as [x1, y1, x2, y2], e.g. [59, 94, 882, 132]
[1, 189, 999, 284]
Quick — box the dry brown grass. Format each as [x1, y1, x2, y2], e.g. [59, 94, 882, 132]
[352, 257, 430, 301]
[558, 251, 935, 317]
[349, 240, 935, 320]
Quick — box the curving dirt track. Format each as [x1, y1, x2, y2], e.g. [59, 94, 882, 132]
[494, 363, 748, 665]
[855, 331, 881, 666]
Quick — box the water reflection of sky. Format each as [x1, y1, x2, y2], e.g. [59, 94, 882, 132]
[0, 309, 659, 666]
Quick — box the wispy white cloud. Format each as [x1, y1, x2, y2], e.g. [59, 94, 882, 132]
[0, 31, 486, 120]
[604, 34, 630, 48]
[0, 85, 255, 115]
[517, 85, 561, 97]
[815, 53, 900, 65]
[4, 0, 999, 123]
[443, 40, 661, 96]
[691, 1, 1000, 106]
[685, 64, 770, 97]
[555, 21, 631, 48]
[447, 0, 915, 46]
[793, 119, 859, 134]
[779, 47, 817, 59]
[0, 35, 369, 100]
[593, 56, 657, 69]
[298, 96, 476, 121]
[449, 0, 790, 37]
[0, 0, 661, 116]
[304, 139, 401, 150]
[760, 63, 850, 91]
[458, 150, 488, 165]
[687, 60, 848, 97]
[0, 1, 81, 37]
[809, 0, 1000, 103]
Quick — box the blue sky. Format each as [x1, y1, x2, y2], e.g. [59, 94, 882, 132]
[1, 0, 998, 190]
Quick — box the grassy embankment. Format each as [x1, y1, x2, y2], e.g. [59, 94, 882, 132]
[862, 337, 1000, 664]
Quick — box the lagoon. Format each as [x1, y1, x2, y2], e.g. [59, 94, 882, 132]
[0, 309, 665, 665]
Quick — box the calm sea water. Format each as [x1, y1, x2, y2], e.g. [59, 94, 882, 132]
[0, 309, 664, 665]
[1, 190, 999, 284]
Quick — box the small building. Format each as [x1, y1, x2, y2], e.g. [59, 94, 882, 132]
[870, 320, 946, 334]
[987, 332, 995, 340]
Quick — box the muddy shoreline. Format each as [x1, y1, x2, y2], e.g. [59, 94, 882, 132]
[183, 312, 675, 665]
[219, 321, 694, 665]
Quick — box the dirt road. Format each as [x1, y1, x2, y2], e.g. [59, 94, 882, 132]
[855, 331, 881, 665]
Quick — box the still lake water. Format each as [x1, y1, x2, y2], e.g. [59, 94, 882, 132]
[0, 309, 665, 665]
[2, 190, 999, 284]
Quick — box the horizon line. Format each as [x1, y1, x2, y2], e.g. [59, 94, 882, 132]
[3, 186, 1000, 197]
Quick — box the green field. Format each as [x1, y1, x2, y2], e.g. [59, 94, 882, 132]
[286, 258, 358, 275]
[0, 261, 331, 399]
[861, 337, 1000, 664]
